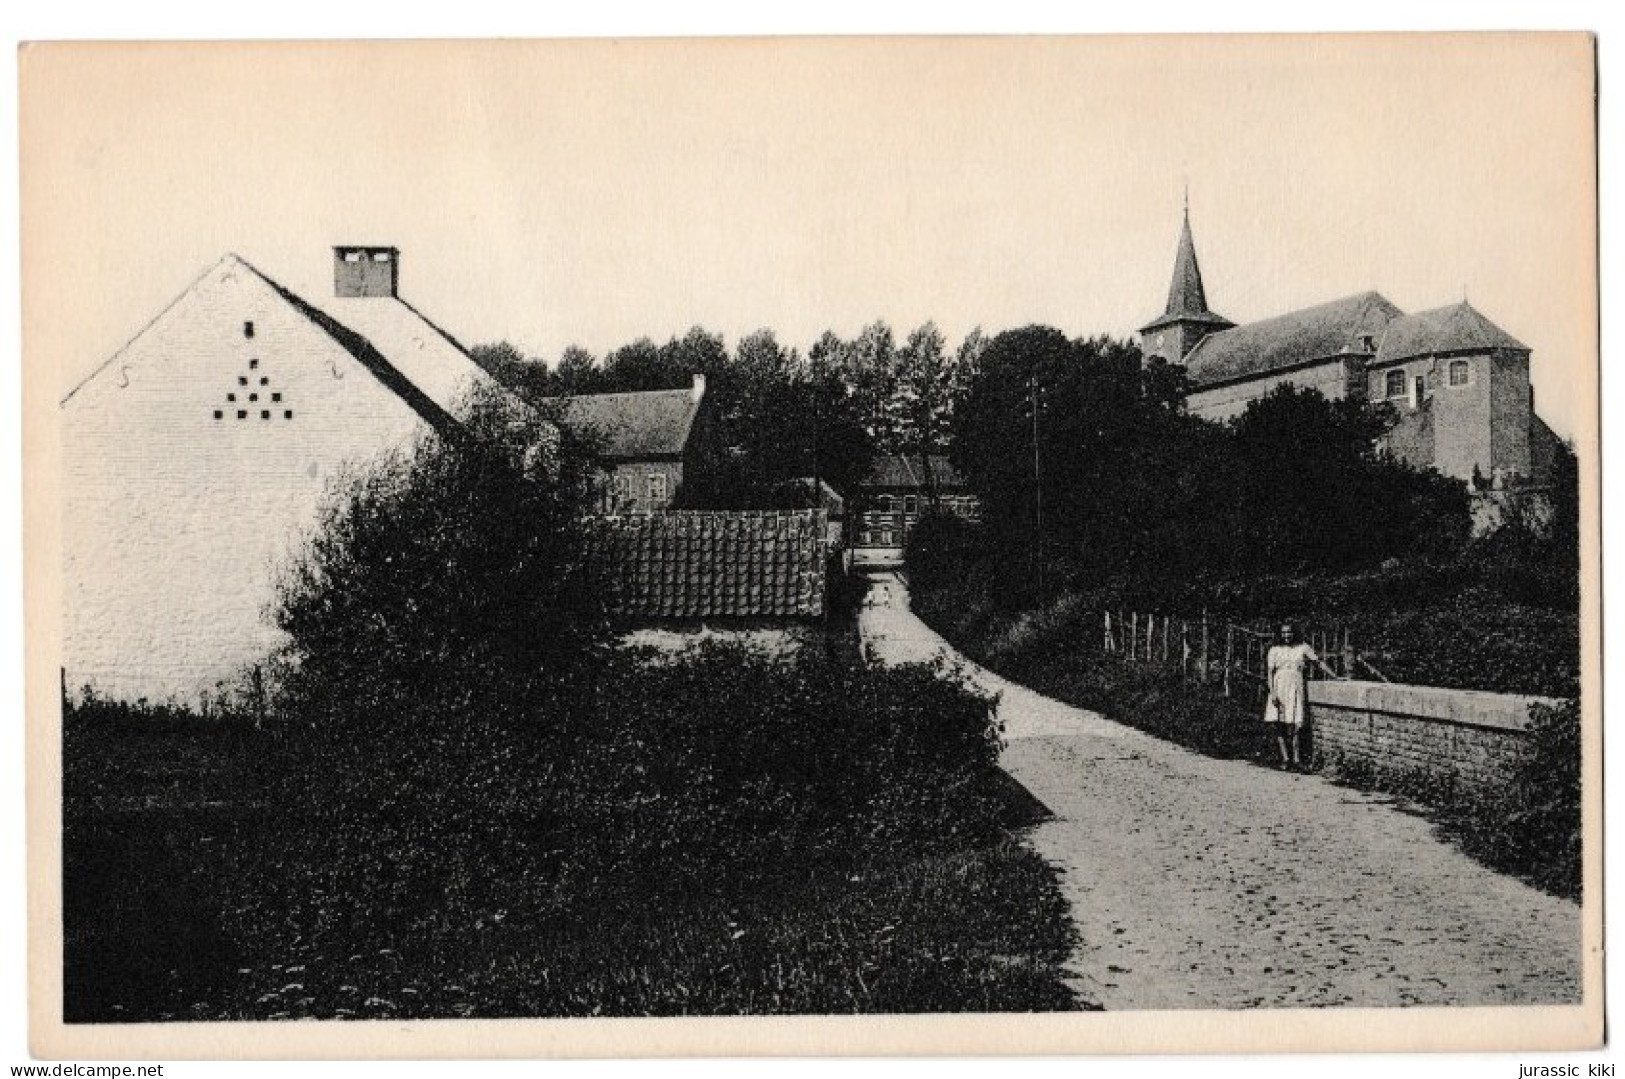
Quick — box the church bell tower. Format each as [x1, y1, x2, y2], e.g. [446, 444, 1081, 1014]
[1139, 198, 1233, 364]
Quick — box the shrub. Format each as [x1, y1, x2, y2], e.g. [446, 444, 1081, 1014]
[1452, 699, 1581, 899]
[270, 383, 611, 729]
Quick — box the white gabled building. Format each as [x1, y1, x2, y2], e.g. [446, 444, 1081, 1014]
[62, 246, 522, 704]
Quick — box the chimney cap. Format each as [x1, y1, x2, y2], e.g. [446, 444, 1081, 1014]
[333, 244, 399, 260]
[333, 246, 400, 297]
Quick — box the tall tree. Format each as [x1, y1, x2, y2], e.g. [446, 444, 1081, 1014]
[554, 345, 601, 396]
[891, 323, 952, 453]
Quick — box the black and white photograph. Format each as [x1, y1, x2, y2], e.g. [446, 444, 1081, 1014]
[18, 29, 1602, 1060]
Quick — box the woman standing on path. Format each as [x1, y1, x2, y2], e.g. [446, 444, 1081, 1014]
[1265, 623, 1340, 768]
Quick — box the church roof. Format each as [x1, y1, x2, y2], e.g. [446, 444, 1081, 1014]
[1183, 291, 1405, 387]
[1371, 301, 1528, 365]
[553, 385, 704, 460]
[1140, 210, 1233, 333]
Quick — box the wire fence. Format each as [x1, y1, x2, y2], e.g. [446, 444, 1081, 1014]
[1098, 610, 1390, 702]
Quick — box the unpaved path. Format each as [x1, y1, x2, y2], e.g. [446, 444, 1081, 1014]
[859, 573, 1581, 1010]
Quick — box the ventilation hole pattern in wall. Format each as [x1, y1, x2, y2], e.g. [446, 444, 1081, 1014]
[214, 352, 292, 422]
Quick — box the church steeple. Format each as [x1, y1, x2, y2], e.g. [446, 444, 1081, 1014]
[1140, 200, 1234, 365]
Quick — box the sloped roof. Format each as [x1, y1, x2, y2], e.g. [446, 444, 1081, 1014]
[313, 292, 513, 417]
[1184, 291, 1405, 387]
[554, 387, 702, 460]
[583, 510, 827, 620]
[1140, 211, 1234, 333]
[62, 253, 524, 440]
[1372, 301, 1529, 365]
[863, 455, 968, 491]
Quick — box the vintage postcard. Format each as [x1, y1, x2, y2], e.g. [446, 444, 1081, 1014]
[21, 34, 1601, 1057]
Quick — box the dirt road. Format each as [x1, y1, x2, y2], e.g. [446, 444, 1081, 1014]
[858, 573, 1582, 1010]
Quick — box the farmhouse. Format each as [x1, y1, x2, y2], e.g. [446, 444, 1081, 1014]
[1140, 208, 1564, 487]
[851, 455, 977, 569]
[551, 377, 715, 513]
[61, 246, 528, 704]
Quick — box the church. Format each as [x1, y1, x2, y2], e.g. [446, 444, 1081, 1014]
[1139, 208, 1565, 488]
[60, 247, 527, 704]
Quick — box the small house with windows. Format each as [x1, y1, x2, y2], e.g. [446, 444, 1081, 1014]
[61, 246, 531, 703]
[551, 377, 714, 513]
[1139, 206, 1563, 487]
[852, 455, 977, 569]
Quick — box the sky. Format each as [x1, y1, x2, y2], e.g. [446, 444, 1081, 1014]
[23, 34, 1597, 441]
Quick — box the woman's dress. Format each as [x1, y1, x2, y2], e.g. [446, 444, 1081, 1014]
[1264, 642, 1317, 727]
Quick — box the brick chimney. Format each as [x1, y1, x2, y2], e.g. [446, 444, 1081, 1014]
[691, 372, 706, 403]
[333, 246, 399, 298]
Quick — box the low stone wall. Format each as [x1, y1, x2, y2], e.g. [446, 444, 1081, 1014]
[1308, 680, 1558, 796]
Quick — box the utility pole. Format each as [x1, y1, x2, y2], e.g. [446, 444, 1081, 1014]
[1030, 371, 1044, 594]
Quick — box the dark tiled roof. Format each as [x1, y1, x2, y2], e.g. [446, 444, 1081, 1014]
[863, 455, 968, 491]
[1184, 291, 1404, 387]
[584, 510, 827, 620]
[1140, 211, 1233, 333]
[1372, 301, 1529, 365]
[554, 387, 702, 460]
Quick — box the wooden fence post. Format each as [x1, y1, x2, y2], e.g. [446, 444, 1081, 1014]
[1200, 611, 1210, 683]
[1181, 620, 1191, 680]
[1342, 627, 1354, 679]
[1161, 616, 1170, 665]
[1223, 625, 1234, 697]
[1130, 612, 1138, 662]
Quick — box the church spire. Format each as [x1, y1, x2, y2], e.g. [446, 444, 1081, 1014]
[1139, 198, 1233, 364]
[1165, 203, 1212, 320]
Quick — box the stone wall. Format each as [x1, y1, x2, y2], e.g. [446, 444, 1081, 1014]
[1308, 680, 1557, 797]
[1187, 357, 1360, 424]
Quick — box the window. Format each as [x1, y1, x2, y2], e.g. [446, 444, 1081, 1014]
[613, 474, 632, 501]
[879, 495, 896, 513]
[647, 473, 669, 506]
[227, 393, 236, 402]
[271, 392, 282, 403]
[213, 410, 223, 420]
[244, 321, 255, 339]
[372, 251, 392, 262]
[904, 495, 919, 515]
[248, 358, 259, 369]
[249, 393, 258, 402]
[238, 376, 249, 387]
[284, 410, 293, 420]
[343, 251, 363, 262]
[1384, 369, 1406, 398]
[1448, 360, 1471, 387]
[237, 410, 247, 420]
[261, 410, 271, 420]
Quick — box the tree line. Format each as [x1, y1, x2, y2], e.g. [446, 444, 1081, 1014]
[473, 320, 1576, 610]
[470, 322, 983, 507]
